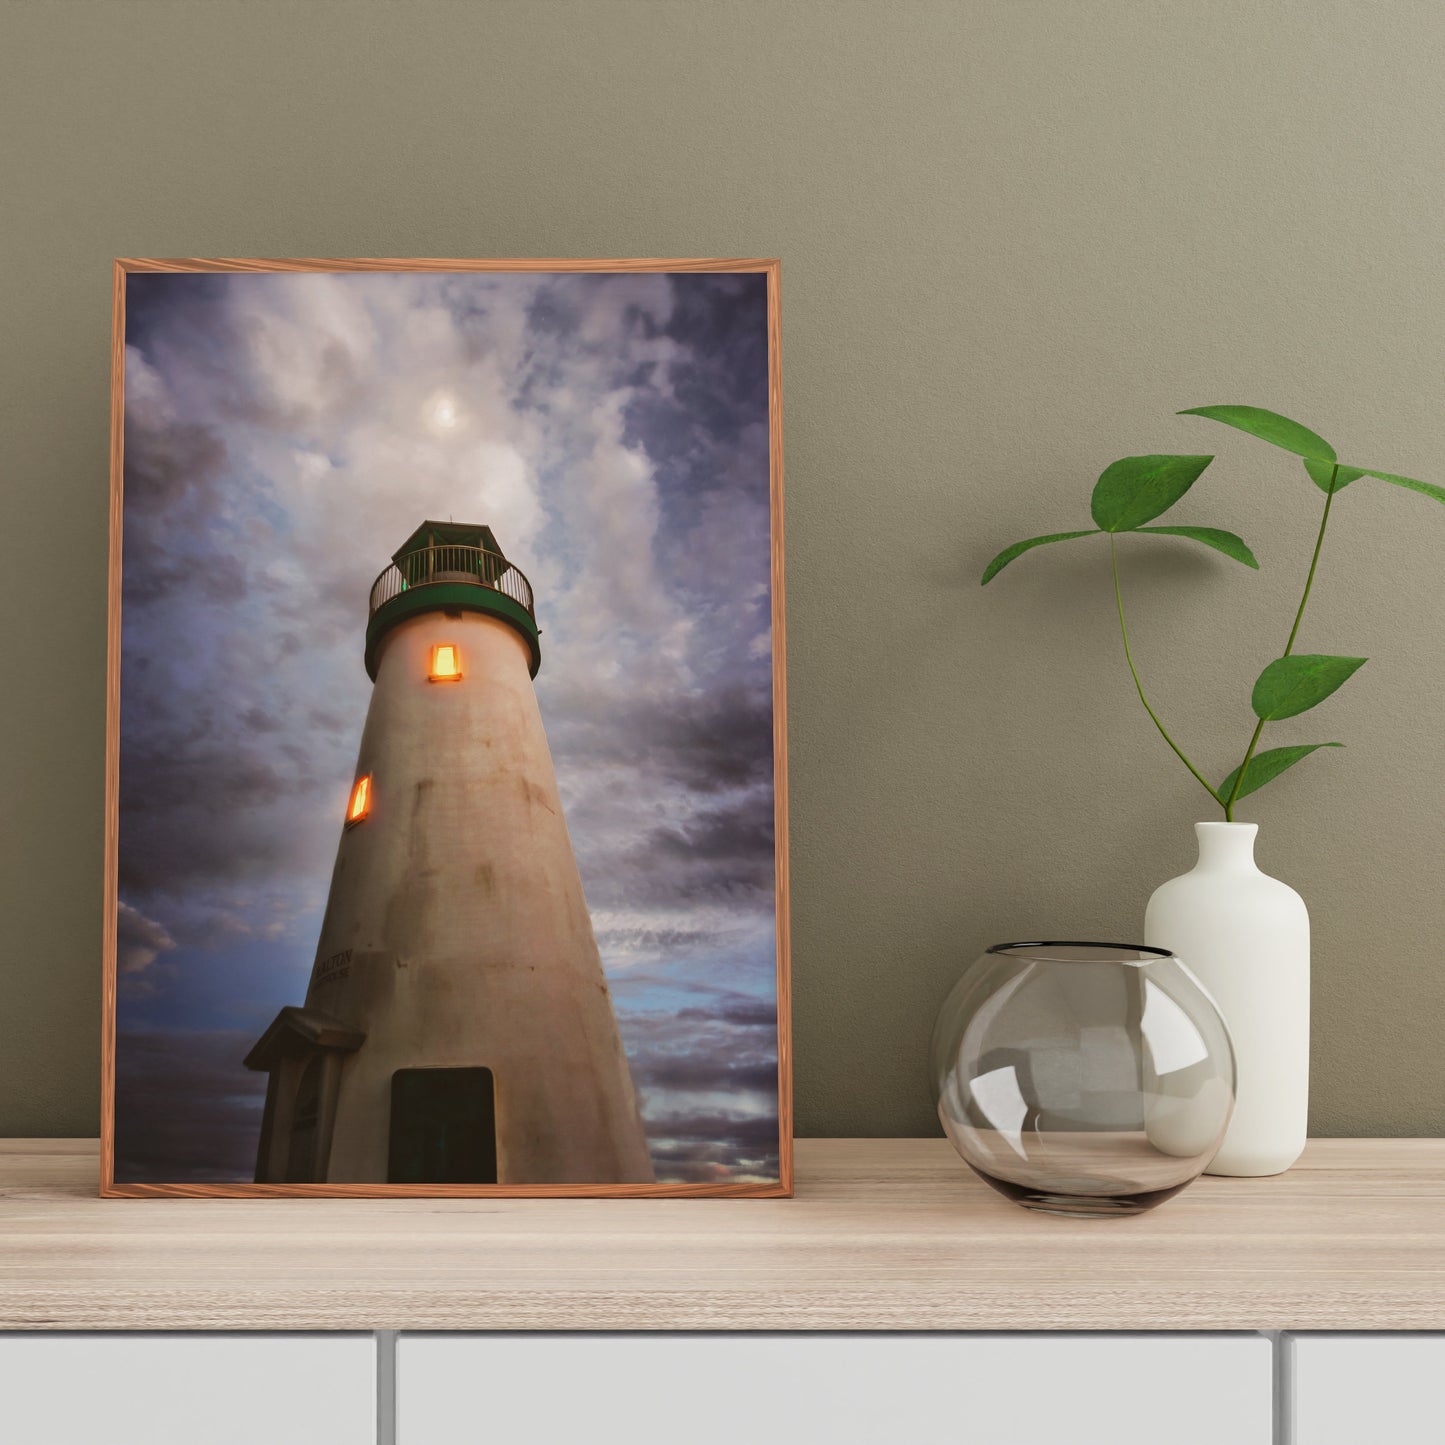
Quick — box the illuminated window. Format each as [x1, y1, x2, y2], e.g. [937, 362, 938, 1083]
[429, 643, 462, 682]
[346, 774, 372, 826]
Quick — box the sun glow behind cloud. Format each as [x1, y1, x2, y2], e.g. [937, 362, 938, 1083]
[424, 389, 461, 433]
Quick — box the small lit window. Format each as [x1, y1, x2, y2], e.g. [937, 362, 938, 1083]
[429, 643, 462, 682]
[346, 774, 372, 826]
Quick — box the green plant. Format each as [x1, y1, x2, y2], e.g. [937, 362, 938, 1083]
[982, 405, 1445, 819]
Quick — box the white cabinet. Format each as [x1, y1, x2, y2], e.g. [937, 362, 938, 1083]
[0, 1333, 375, 1445]
[1292, 1334, 1445, 1444]
[396, 1332, 1271, 1445]
[33, 1328, 1445, 1441]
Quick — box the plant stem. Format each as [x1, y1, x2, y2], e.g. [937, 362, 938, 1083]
[1283, 466, 1340, 656]
[1221, 462, 1340, 819]
[1223, 721, 1266, 824]
[1109, 535, 1222, 808]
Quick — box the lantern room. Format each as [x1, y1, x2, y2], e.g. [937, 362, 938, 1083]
[363, 520, 541, 680]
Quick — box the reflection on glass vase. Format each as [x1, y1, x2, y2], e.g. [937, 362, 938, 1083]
[931, 942, 1236, 1217]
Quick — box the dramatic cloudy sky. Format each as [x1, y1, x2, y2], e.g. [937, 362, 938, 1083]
[114, 269, 777, 1185]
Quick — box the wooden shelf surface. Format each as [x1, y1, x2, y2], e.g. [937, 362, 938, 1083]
[1, 1137, 1441, 1331]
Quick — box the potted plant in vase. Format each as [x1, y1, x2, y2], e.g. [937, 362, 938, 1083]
[983, 406, 1444, 1176]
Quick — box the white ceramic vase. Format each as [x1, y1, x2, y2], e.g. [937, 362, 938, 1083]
[1144, 821, 1309, 1177]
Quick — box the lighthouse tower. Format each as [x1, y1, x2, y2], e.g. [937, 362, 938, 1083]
[245, 522, 654, 1185]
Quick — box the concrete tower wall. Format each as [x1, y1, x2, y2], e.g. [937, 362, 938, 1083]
[306, 607, 654, 1184]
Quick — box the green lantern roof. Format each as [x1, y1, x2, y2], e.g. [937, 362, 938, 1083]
[391, 520, 505, 565]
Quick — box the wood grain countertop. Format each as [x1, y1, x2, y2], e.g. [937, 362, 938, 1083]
[0, 1137, 1440, 1331]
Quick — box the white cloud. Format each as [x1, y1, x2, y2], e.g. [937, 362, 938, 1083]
[116, 901, 177, 976]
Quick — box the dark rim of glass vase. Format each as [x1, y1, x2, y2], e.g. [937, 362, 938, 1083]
[985, 941, 1175, 965]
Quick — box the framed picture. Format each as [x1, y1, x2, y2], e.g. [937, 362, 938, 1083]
[102, 258, 788, 1197]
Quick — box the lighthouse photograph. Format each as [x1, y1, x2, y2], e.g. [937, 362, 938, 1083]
[105, 261, 786, 1194]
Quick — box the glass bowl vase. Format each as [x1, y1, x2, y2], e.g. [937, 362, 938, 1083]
[931, 942, 1236, 1217]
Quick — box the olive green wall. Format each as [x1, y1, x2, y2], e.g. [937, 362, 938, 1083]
[3, 0, 1443, 1140]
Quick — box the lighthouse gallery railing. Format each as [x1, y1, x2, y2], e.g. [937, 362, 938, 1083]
[368, 545, 535, 621]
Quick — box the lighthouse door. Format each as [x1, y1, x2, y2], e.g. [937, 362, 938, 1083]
[388, 1067, 498, 1184]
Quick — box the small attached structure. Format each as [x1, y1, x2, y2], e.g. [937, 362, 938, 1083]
[245, 1007, 365, 1184]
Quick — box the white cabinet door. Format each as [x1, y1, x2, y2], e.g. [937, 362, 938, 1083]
[397, 1332, 1271, 1445]
[1293, 1334, 1445, 1444]
[0, 1333, 375, 1445]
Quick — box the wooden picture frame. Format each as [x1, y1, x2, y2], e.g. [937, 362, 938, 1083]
[102, 258, 789, 1197]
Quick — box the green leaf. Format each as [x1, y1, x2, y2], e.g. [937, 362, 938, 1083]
[1362, 468, 1445, 506]
[1089, 454, 1214, 532]
[1251, 654, 1367, 721]
[980, 530, 1098, 585]
[1218, 743, 1344, 804]
[1303, 458, 1366, 493]
[1134, 526, 1259, 568]
[1179, 405, 1336, 463]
